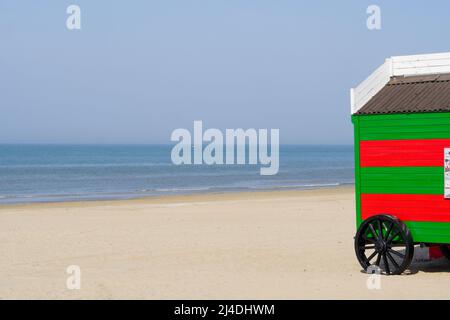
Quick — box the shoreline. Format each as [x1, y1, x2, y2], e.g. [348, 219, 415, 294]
[0, 184, 354, 210]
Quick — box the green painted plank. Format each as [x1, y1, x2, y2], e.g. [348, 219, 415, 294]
[352, 116, 362, 228]
[359, 112, 450, 122]
[360, 166, 443, 195]
[355, 112, 450, 141]
[362, 125, 450, 134]
[362, 132, 450, 141]
[360, 120, 450, 128]
[406, 221, 450, 244]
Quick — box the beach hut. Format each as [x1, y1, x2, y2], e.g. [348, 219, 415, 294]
[351, 52, 450, 275]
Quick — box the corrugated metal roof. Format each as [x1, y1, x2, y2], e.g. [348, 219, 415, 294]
[355, 73, 450, 115]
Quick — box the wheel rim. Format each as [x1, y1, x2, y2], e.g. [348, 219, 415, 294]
[355, 216, 414, 275]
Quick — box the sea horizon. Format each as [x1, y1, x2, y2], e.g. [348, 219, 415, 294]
[0, 144, 354, 204]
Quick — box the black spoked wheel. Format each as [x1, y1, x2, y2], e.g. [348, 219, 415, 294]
[355, 215, 414, 275]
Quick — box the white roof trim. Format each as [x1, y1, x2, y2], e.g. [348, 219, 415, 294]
[351, 52, 450, 114]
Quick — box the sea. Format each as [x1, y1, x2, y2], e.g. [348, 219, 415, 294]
[0, 144, 354, 204]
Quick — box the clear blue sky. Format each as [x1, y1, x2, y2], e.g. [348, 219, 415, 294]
[1, 1, 450, 144]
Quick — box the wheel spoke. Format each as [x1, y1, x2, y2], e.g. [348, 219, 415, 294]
[369, 223, 378, 240]
[360, 245, 376, 250]
[387, 230, 401, 243]
[367, 251, 378, 262]
[386, 252, 400, 270]
[383, 253, 390, 275]
[384, 222, 394, 241]
[388, 249, 405, 259]
[378, 220, 383, 240]
[362, 235, 376, 244]
[375, 252, 382, 267]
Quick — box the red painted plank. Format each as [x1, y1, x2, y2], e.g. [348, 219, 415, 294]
[361, 194, 450, 222]
[360, 139, 450, 167]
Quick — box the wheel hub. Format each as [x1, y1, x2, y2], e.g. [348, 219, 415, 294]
[375, 240, 387, 253]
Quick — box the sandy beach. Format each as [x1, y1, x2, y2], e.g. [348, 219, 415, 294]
[1, 186, 450, 299]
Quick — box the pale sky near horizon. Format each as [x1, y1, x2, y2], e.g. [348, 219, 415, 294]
[1, 1, 450, 144]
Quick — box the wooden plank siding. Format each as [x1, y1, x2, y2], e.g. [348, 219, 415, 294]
[360, 167, 443, 194]
[353, 112, 450, 244]
[358, 113, 450, 140]
[361, 194, 450, 222]
[360, 139, 450, 167]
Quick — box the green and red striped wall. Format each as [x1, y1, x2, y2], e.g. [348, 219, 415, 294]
[353, 112, 450, 244]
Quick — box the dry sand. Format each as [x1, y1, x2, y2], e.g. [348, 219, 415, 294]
[1, 186, 450, 299]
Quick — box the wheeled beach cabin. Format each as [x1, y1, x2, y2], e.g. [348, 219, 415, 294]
[351, 52, 450, 274]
